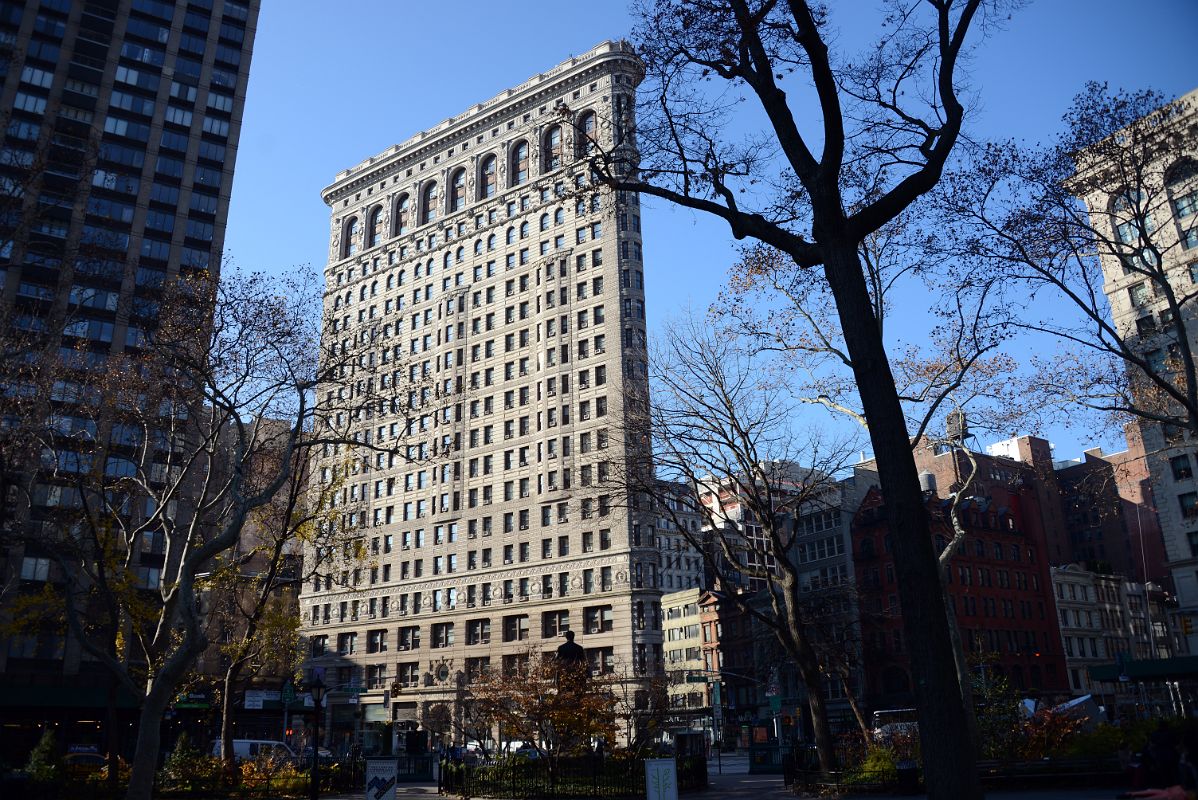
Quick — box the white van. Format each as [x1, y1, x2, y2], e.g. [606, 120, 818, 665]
[209, 739, 295, 763]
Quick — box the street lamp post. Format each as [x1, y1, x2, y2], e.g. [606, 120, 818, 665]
[307, 676, 327, 800]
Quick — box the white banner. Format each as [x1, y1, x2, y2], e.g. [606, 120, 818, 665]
[364, 759, 398, 800]
[644, 758, 678, 800]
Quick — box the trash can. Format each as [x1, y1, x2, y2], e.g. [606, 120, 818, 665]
[896, 759, 920, 794]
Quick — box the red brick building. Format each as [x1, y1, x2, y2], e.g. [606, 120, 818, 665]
[852, 481, 1069, 711]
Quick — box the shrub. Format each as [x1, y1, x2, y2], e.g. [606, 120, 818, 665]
[160, 734, 222, 790]
[1067, 722, 1128, 759]
[25, 729, 61, 783]
[846, 746, 898, 785]
[1018, 709, 1084, 759]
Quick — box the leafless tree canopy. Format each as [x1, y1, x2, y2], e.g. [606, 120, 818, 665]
[939, 85, 1198, 437]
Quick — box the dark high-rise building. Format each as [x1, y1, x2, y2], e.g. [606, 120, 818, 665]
[0, 0, 259, 754]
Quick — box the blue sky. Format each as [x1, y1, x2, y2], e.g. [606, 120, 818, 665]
[223, 0, 1197, 462]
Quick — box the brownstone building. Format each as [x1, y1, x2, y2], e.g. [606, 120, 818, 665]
[852, 483, 1069, 710]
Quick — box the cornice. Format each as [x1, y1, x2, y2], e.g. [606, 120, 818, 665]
[321, 41, 643, 206]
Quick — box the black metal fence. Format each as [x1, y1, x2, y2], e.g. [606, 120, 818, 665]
[438, 755, 707, 799]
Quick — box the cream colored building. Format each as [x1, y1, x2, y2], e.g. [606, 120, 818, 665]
[1077, 89, 1198, 648]
[299, 42, 665, 750]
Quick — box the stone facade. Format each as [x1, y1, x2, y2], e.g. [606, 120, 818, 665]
[1074, 89, 1198, 648]
[301, 42, 663, 750]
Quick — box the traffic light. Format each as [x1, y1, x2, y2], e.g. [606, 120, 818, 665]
[285, 727, 294, 738]
[390, 681, 401, 699]
[1183, 616, 1194, 636]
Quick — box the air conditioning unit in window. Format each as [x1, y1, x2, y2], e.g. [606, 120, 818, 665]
[397, 644, 409, 651]
[467, 601, 476, 608]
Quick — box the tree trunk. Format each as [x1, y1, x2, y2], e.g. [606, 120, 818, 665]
[787, 632, 836, 773]
[220, 661, 244, 766]
[106, 676, 121, 790]
[819, 242, 982, 800]
[840, 674, 872, 743]
[940, 579, 982, 757]
[124, 677, 173, 800]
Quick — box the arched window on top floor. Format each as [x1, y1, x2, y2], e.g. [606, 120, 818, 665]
[342, 216, 359, 258]
[367, 206, 383, 248]
[543, 125, 562, 171]
[394, 194, 411, 235]
[397, 269, 406, 286]
[479, 155, 497, 199]
[443, 253, 452, 270]
[540, 213, 550, 231]
[575, 111, 597, 157]
[420, 182, 438, 226]
[474, 239, 483, 255]
[554, 208, 565, 225]
[487, 233, 496, 251]
[511, 140, 529, 186]
[506, 227, 516, 245]
[449, 168, 466, 212]
[519, 221, 529, 239]
[456, 246, 464, 263]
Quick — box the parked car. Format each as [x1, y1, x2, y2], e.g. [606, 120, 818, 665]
[209, 739, 295, 763]
[298, 746, 336, 767]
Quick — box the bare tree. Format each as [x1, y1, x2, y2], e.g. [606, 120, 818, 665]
[195, 426, 347, 770]
[580, 3, 1012, 793]
[617, 312, 860, 771]
[19, 267, 420, 800]
[940, 85, 1198, 439]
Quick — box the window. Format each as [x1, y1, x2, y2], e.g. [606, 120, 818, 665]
[1173, 455, 1194, 481]
[543, 610, 569, 638]
[576, 111, 596, 156]
[503, 614, 530, 642]
[20, 556, 49, 581]
[584, 605, 614, 634]
[511, 141, 529, 185]
[1168, 159, 1198, 248]
[450, 168, 466, 212]
[479, 155, 497, 198]
[343, 217, 359, 257]
[1128, 282, 1149, 306]
[420, 182, 438, 225]
[431, 622, 454, 648]
[1181, 492, 1198, 519]
[543, 125, 562, 171]
[368, 206, 383, 248]
[395, 194, 411, 235]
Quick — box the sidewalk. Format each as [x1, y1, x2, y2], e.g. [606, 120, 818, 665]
[332, 773, 1128, 799]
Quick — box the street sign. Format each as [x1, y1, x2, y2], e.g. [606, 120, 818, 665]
[282, 683, 296, 704]
[685, 673, 708, 683]
[769, 696, 782, 714]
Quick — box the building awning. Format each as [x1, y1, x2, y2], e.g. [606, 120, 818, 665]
[0, 685, 141, 709]
[1089, 656, 1198, 683]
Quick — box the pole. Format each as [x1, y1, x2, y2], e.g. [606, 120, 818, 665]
[310, 698, 321, 800]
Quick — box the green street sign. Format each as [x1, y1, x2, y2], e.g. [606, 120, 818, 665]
[282, 684, 296, 703]
[685, 673, 708, 683]
[769, 696, 782, 714]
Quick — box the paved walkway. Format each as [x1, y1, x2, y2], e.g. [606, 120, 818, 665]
[332, 772, 1130, 799]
